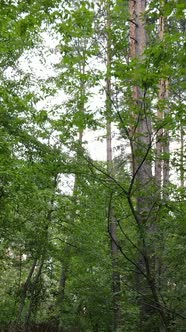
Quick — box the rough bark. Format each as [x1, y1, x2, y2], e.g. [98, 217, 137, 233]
[129, 1, 170, 331]
[129, 0, 152, 219]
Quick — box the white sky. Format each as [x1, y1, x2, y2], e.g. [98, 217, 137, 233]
[13, 30, 122, 163]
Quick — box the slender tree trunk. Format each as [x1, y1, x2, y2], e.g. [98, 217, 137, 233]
[155, 67, 164, 188]
[58, 53, 85, 331]
[180, 121, 184, 187]
[17, 258, 38, 323]
[106, 2, 121, 330]
[9, 258, 38, 332]
[14, 176, 57, 332]
[156, 17, 170, 331]
[158, 12, 170, 190]
[24, 259, 45, 331]
[129, 1, 169, 331]
[58, 142, 83, 332]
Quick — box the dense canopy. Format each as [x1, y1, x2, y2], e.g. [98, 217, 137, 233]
[0, 1, 186, 331]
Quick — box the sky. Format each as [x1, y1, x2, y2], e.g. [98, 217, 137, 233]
[13, 29, 120, 162]
[4, 21, 183, 192]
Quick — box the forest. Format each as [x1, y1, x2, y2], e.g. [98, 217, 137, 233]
[0, 0, 186, 331]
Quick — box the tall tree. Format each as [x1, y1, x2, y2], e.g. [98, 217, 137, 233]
[129, 1, 170, 331]
[0, 1, 186, 331]
[105, 1, 121, 330]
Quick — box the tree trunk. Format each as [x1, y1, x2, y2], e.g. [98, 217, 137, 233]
[17, 257, 38, 323]
[24, 259, 45, 331]
[106, 2, 121, 330]
[158, 12, 170, 191]
[58, 48, 85, 330]
[156, 13, 170, 331]
[129, 1, 169, 331]
[180, 121, 184, 187]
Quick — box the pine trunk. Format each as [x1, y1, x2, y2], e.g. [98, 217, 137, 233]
[129, 1, 169, 331]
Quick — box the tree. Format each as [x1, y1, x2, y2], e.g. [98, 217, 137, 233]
[0, 1, 186, 331]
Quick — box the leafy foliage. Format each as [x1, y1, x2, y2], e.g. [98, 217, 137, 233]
[0, 1, 186, 331]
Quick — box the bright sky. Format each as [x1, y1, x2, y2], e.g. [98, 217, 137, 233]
[4, 25, 183, 192]
[14, 30, 120, 163]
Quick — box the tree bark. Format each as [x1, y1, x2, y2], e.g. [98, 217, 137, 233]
[106, 2, 121, 330]
[129, 1, 169, 331]
[158, 12, 170, 191]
